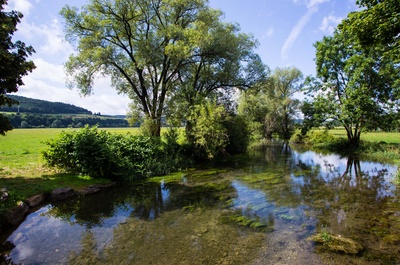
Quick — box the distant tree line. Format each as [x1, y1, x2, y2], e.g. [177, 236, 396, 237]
[3, 95, 92, 114]
[3, 113, 130, 128]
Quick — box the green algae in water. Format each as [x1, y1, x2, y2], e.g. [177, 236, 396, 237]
[220, 211, 274, 232]
[149, 171, 187, 183]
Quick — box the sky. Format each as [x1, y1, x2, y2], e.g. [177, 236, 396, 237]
[5, 0, 358, 115]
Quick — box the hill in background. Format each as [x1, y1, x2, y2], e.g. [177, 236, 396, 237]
[1, 95, 130, 128]
[3, 95, 92, 115]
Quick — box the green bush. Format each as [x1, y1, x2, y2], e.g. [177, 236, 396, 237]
[223, 114, 250, 154]
[289, 129, 306, 144]
[43, 126, 188, 180]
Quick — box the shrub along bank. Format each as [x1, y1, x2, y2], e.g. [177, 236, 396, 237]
[42, 126, 189, 181]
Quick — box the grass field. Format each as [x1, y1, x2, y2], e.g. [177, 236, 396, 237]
[0, 128, 140, 178]
[329, 128, 400, 144]
[0, 128, 142, 207]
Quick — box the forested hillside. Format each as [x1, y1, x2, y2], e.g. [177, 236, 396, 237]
[0, 95, 130, 128]
[2, 95, 92, 114]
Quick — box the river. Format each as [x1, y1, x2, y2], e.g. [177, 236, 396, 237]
[1, 142, 399, 264]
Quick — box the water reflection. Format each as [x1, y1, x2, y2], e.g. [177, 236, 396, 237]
[1, 143, 399, 264]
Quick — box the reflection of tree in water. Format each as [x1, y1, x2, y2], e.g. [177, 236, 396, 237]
[237, 143, 400, 262]
[44, 182, 170, 227]
[297, 156, 400, 261]
[46, 175, 236, 227]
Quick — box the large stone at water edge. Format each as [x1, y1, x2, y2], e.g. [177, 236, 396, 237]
[51, 188, 75, 201]
[25, 194, 45, 208]
[5, 201, 29, 226]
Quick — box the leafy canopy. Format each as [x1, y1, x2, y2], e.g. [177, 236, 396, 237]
[0, 0, 35, 135]
[61, 0, 264, 137]
[302, 28, 399, 145]
[238, 66, 303, 140]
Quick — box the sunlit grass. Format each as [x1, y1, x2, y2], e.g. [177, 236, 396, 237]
[328, 128, 400, 144]
[0, 128, 142, 216]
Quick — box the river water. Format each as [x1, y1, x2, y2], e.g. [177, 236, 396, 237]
[1, 142, 399, 264]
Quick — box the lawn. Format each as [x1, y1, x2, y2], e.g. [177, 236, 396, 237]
[326, 128, 400, 144]
[0, 128, 140, 178]
[0, 128, 141, 207]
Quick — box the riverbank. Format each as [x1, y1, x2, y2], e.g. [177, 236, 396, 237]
[1, 128, 399, 229]
[0, 129, 131, 230]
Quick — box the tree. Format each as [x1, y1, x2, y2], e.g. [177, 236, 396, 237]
[165, 22, 267, 138]
[0, 0, 35, 135]
[61, 0, 264, 137]
[266, 67, 303, 139]
[339, 0, 399, 91]
[340, 0, 399, 58]
[303, 29, 400, 146]
[238, 66, 303, 140]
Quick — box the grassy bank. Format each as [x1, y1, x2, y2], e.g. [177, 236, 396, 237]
[0, 128, 141, 219]
[292, 128, 400, 167]
[329, 128, 400, 144]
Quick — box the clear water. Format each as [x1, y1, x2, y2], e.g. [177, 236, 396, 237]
[1, 142, 399, 264]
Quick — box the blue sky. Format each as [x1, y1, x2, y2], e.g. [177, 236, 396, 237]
[6, 0, 358, 115]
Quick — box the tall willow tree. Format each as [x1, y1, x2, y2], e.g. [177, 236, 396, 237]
[238, 66, 302, 140]
[61, 0, 264, 136]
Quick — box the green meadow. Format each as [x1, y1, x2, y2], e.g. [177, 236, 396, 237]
[329, 128, 400, 144]
[0, 128, 140, 208]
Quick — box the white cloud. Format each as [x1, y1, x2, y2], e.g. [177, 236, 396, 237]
[30, 58, 64, 84]
[7, 0, 33, 15]
[292, 0, 329, 9]
[319, 15, 342, 34]
[18, 78, 130, 115]
[17, 18, 73, 59]
[17, 59, 130, 115]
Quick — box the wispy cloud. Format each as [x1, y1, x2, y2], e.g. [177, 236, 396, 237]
[319, 15, 343, 34]
[282, 0, 330, 59]
[281, 9, 315, 59]
[7, 0, 33, 15]
[306, 0, 329, 9]
[262, 27, 274, 39]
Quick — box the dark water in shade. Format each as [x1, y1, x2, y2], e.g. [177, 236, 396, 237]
[1, 142, 399, 264]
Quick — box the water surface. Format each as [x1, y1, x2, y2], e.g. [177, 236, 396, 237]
[1, 142, 399, 264]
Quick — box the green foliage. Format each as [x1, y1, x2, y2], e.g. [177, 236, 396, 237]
[289, 129, 306, 144]
[0, 0, 35, 135]
[43, 126, 187, 180]
[340, 0, 399, 64]
[3, 112, 129, 128]
[61, 0, 265, 137]
[222, 114, 250, 154]
[0, 113, 13, 135]
[186, 101, 228, 160]
[238, 66, 303, 140]
[303, 27, 400, 146]
[305, 130, 337, 146]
